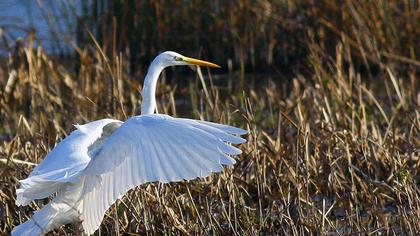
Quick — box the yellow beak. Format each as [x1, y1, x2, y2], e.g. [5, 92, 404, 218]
[182, 56, 221, 68]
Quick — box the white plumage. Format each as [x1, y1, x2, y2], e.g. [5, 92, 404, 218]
[13, 51, 247, 235]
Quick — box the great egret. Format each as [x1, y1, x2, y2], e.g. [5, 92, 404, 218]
[12, 51, 247, 235]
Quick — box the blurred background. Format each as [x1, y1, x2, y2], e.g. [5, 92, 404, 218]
[1, 0, 419, 77]
[0, 0, 419, 235]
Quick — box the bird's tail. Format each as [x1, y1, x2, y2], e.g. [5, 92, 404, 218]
[12, 182, 84, 235]
[11, 219, 43, 236]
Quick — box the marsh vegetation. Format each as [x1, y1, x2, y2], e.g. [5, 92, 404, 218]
[0, 0, 419, 235]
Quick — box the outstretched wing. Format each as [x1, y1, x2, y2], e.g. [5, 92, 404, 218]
[16, 119, 122, 206]
[81, 114, 247, 234]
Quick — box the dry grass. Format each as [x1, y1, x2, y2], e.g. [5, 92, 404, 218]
[1, 39, 419, 235]
[1, 1, 420, 235]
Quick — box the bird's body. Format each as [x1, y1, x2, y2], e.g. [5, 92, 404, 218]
[12, 51, 247, 235]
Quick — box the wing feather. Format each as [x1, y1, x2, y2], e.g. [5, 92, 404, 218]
[81, 114, 247, 234]
[144, 130, 159, 181]
[150, 133, 176, 182]
[178, 133, 224, 172]
[168, 131, 202, 173]
[181, 127, 235, 165]
[194, 119, 248, 135]
[164, 134, 202, 178]
[185, 120, 246, 144]
[16, 119, 122, 206]
[155, 134, 187, 181]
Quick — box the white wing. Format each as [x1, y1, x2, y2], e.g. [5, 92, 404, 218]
[81, 114, 247, 234]
[16, 119, 122, 206]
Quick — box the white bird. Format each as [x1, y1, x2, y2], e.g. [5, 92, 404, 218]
[12, 51, 247, 235]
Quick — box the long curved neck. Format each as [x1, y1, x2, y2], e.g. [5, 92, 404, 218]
[141, 59, 165, 115]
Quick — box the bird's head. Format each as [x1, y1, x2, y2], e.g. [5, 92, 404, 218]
[156, 51, 221, 68]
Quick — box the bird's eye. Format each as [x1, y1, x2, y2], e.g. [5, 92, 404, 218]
[174, 56, 182, 61]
